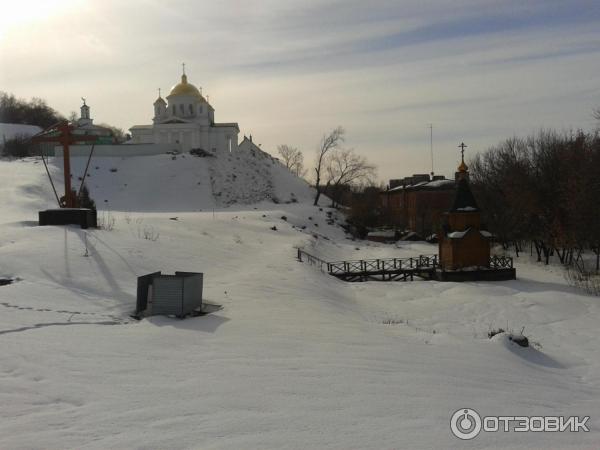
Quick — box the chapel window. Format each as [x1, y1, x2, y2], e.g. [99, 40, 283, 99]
[180, 104, 184, 114]
[172, 105, 176, 115]
[189, 104, 193, 115]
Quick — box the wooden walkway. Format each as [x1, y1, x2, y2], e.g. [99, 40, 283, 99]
[297, 250, 515, 282]
[297, 249, 438, 282]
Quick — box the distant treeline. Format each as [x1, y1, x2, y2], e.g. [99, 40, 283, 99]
[470, 129, 600, 272]
[0, 92, 128, 157]
[0, 92, 64, 128]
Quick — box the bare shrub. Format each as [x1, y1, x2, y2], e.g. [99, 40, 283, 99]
[566, 266, 600, 296]
[97, 211, 115, 231]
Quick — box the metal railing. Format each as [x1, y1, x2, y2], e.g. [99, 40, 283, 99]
[297, 248, 438, 275]
[297, 248, 329, 272]
[490, 255, 514, 269]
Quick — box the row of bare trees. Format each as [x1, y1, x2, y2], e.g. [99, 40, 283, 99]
[470, 129, 600, 272]
[278, 126, 377, 208]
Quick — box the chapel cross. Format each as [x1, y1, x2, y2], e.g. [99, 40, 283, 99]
[458, 142, 467, 162]
[182, 62, 186, 75]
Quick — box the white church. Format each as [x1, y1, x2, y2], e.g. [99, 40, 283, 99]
[57, 67, 264, 158]
[129, 68, 240, 153]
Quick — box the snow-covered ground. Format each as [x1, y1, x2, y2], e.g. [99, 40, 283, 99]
[0, 123, 43, 142]
[0, 156, 599, 449]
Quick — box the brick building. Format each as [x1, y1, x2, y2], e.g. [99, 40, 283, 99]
[380, 174, 455, 237]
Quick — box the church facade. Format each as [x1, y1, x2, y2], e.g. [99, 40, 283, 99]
[129, 70, 239, 153]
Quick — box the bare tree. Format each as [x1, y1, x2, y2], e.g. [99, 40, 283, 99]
[277, 144, 306, 177]
[324, 148, 377, 207]
[314, 126, 344, 206]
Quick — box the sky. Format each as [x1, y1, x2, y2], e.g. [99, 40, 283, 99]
[1, 0, 600, 182]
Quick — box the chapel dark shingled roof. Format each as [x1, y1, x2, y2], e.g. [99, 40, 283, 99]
[450, 178, 479, 212]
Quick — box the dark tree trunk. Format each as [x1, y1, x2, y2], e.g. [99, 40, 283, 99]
[556, 247, 566, 264]
[533, 241, 542, 262]
[544, 245, 551, 265]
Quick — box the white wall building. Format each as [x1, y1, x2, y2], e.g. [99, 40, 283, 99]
[129, 70, 239, 154]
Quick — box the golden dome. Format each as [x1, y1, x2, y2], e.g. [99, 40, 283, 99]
[458, 160, 468, 172]
[168, 74, 205, 100]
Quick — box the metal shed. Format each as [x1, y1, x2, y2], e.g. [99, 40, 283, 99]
[136, 271, 203, 318]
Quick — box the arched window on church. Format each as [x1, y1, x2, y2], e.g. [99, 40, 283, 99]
[189, 104, 193, 115]
[198, 105, 203, 114]
[179, 104, 184, 115]
[172, 105, 176, 115]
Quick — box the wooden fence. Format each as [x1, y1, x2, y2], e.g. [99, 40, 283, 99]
[297, 248, 514, 282]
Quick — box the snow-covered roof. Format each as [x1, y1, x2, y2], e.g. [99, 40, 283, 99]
[427, 179, 455, 188]
[447, 229, 469, 239]
[447, 228, 492, 239]
[388, 178, 454, 192]
[451, 178, 479, 212]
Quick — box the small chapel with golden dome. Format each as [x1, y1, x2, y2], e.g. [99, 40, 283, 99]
[129, 66, 239, 153]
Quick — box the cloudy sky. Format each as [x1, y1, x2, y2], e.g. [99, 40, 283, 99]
[2, 0, 600, 182]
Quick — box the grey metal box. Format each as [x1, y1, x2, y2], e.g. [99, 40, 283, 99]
[136, 271, 203, 318]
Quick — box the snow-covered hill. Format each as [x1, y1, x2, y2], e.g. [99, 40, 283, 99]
[0, 156, 599, 449]
[55, 148, 313, 212]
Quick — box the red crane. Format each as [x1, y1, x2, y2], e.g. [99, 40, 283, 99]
[32, 121, 100, 208]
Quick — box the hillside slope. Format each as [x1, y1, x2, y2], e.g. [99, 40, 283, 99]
[46, 147, 315, 212]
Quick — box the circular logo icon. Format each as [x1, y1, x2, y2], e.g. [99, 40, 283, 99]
[450, 408, 482, 440]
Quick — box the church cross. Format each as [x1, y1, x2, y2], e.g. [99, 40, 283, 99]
[458, 142, 467, 162]
[158, 88, 161, 97]
[182, 62, 186, 75]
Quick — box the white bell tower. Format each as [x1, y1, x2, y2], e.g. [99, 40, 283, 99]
[78, 98, 93, 126]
